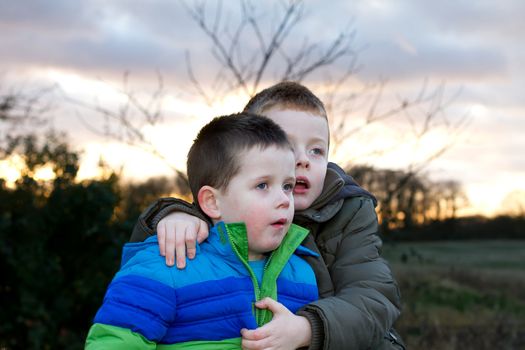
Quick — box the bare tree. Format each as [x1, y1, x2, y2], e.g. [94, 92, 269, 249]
[350, 165, 469, 231]
[182, 0, 357, 101]
[60, 71, 192, 196]
[62, 72, 166, 160]
[182, 1, 470, 171]
[1, 85, 53, 159]
[69, 0, 470, 203]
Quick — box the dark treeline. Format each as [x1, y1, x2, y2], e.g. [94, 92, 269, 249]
[348, 165, 524, 240]
[1, 133, 523, 348]
[388, 215, 525, 241]
[349, 165, 468, 233]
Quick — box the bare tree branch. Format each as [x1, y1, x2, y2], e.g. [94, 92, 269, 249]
[182, 0, 356, 99]
[184, 0, 252, 95]
[185, 51, 214, 105]
[251, 0, 303, 93]
[59, 73, 184, 175]
[71, 0, 471, 201]
[0, 85, 54, 159]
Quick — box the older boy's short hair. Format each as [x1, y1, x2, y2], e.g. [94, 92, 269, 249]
[187, 112, 291, 201]
[243, 81, 327, 119]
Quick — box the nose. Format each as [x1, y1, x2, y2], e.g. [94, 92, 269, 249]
[296, 151, 310, 169]
[276, 189, 291, 209]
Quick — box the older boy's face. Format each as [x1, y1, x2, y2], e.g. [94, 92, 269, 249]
[265, 108, 329, 211]
[217, 145, 296, 260]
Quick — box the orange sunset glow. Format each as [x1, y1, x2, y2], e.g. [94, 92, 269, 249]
[1, 1, 524, 218]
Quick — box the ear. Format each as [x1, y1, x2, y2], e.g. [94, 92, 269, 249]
[197, 185, 221, 220]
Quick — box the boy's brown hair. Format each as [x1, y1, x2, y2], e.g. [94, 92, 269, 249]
[243, 81, 327, 119]
[187, 112, 291, 201]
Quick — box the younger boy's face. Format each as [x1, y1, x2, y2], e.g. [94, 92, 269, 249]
[217, 145, 296, 260]
[265, 107, 329, 211]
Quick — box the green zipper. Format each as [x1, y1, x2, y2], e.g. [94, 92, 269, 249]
[219, 222, 309, 327]
[220, 224, 265, 325]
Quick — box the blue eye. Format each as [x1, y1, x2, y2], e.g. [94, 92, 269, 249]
[256, 183, 268, 190]
[283, 183, 294, 192]
[310, 148, 324, 156]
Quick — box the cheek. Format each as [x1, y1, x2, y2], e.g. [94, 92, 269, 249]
[242, 203, 267, 227]
[312, 164, 327, 188]
[294, 200, 309, 211]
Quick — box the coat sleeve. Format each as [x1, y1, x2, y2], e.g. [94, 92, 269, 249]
[298, 197, 402, 350]
[130, 197, 211, 242]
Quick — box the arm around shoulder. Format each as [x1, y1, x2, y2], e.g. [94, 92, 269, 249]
[130, 197, 210, 242]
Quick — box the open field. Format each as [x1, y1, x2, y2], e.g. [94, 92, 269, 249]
[382, 240, 525, 349]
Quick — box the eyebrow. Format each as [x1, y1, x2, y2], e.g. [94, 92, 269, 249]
[284, 174, 296, 181]
[309, 137, 328, 145]
[251, 175, 272, 182]
[252, 174, 295, 182]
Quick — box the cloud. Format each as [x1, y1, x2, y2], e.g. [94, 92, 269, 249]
[344, 0, 517, 82]
[1, 0, 523, 83]
[0, 0, 95, 32]
[0, 0, 203, 76]
[1, 0, 523, 217]
[356, 40, 507, 82]
[404, 0, 525, 42]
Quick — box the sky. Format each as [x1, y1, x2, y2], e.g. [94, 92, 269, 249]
[0, 0, 524, 216]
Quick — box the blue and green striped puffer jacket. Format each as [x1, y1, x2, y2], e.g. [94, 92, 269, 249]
[86, 222, 318, 349]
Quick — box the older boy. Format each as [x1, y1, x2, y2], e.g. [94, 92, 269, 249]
[86, 113, 318, 348]
[131, 82, 405, 349]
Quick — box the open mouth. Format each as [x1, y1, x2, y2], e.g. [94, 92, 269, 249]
[294, 176, 310, 193]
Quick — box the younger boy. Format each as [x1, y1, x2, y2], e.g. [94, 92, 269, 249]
[86, 113, 319, 348]
[131, 82, 405, 349]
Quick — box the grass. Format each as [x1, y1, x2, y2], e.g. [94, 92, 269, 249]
[382, 240, 525, 349]
[383, 240, 525, 270]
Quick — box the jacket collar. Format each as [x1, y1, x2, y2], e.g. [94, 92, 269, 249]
[205, 222, 317, 262]
[295, 167, 345, 223]
[309, 166, 345, 210]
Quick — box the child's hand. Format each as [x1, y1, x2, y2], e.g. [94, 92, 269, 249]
[156, 212, 209, 268]
[241, 298, 312, 350]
